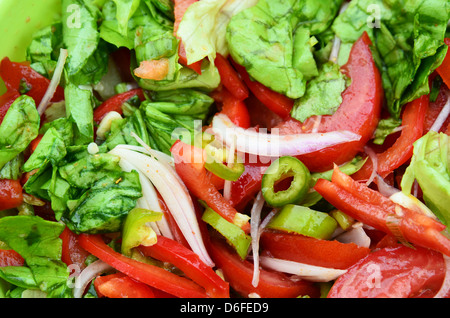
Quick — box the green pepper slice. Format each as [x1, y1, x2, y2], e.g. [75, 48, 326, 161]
[204, 143, 245, 181]
[261, 156, 311, 207]
[267, 204, 337, 240]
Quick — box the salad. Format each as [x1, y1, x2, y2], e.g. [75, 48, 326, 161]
[0, 0, 449, 299]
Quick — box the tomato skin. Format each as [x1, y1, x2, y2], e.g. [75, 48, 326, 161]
[0, 89, 20, 125]
[276, 32, 383, 172]
[0, 57, 64, 106]
[0, 179, 23, 210]
[208, 237, 320, 298]
[260, 230, 370, 270]
[94, 273, 156, 298]
[60, 227, 90, 271]
[0, 249, 25, 267]
[328, 245, 445, 298]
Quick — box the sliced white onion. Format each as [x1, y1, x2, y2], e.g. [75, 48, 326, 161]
[250, 191, 265, 287]
[211, 114, 361, 158]
[335, 223, 371, 248]
[37, 48, 68, 116]
[434, 255, 450, 298]
[364, 146, 378, 186]
[259, 256, 347, 282]
[375, 174, 399, 198]
[96, 111, 123, 140]
[73, 260, 114, 298]
[109, 147, 214, 267]
[328, 2, 349, 63]
[115, 143, 174, 167]
[430, 92, 450, 132]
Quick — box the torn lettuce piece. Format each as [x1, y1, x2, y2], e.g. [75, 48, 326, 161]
[332, 0, 449, 118]
[372, 117, 402, 145]
[401, 131, 450, 227]
[226, 0, 343, 99]
[0, 95, 40, 170]
[291, 61, 350, 122]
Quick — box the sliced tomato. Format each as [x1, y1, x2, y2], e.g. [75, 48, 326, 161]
[0, 249, 25, 267]
[0, 179, 23, 210]
[138, 235, 229, 298]
[60, 227, 90, 271]
[94, 272, 156, 298]
[0, 89, 20, 125]
[0, 57, 64, 106]
[436, 38, 450, 89]
[78, 234, 207, 298]
[93, 88, 145, 123]
[353, 94, 429, 180]
[314, 166, 450, 257]
[208, 237, 320, 298]
[275, 32, 383, 172]
[260, 230, 370, 270]
[328, 244, 445, 298]
[170, 140, 251, 233]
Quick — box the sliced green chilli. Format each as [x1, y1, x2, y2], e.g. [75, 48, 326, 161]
[261, 156, 311, 207]
[204, 143, 244, 181]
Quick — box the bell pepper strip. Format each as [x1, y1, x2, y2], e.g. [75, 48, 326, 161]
[260, 230, 370, 270]
[214, 53, 248, 101]
[267, 204, 337, 240]
[0, 179, 23, 210]
[60, 227, 90, 271]
[204, 143, 245, 181]
[94, 272, 156, 298]
[170, 140, 251, 233]
[436, 38, 450, 89]
[93, 88, 145, 123]
[174, 0, 203, 75]
[217, 88, 251, 129]
[327, 244, 446, 298]
[231, 59, 294, 119]
[202, 207, 251, 260]
[138, 235, 230, 298]
[261, 156, 311, 207]
[275, 32, 383, 172]
[0, 249, 25, 267]
[121, 208, 162, 257]
[0, 89, 20, 124]
[78, 234, 208, 298]
[0, 57, 64, 106]
[352, 94, 429, 181]
[208, 237, 320, 298]
[314, 166, 450, 257]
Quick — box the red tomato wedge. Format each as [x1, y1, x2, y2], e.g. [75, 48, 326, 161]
[0, 249, 25, 267]
[0, 89, 20, 124]
[260, 230, 370, 270]
[275, 32, 383, 172]
[0, 57, 64, 106]
[328, 245, 445, 298]
[0, 179, 23, 210]
[208, 237, 320, 298]
[94, 272, 156, 298]
[60, 227, 90, 271]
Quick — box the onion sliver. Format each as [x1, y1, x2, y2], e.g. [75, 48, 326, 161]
[259, 256, 347, 282]
[110, 147, 214, 267]
[335, 223, 371, 248]
[211, 114, 361, 157]
[250, 191, 265, 287]
[429, 92, 450, 133]
[73, 260, 113, 298]
[37, 48, 68, 116]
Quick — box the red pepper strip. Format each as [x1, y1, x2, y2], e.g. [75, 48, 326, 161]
[0, 179, 23, 210]
[353, 95, 429, 181]
[275, 32, 383, 172]
[170, 140, 251, 233]
[231, 59, 294, 119]
[260, 230, 370, 270]
[138, 235, 229, 298]
[0, 89, 20, 124]
[437, 38, 450, 89]
[212, 86, 251, 129]
[59, 227, 90, 271]
[214, 53, 248, 101]
[314, 166, 450, 257]
[93, 88, 145, 124]
[0, 249, 25, 267]
[78, 234, 208, 298]
[94, 272, 156, 298]
[0, 57, 64, 106]
[208, 237, 320, 298]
